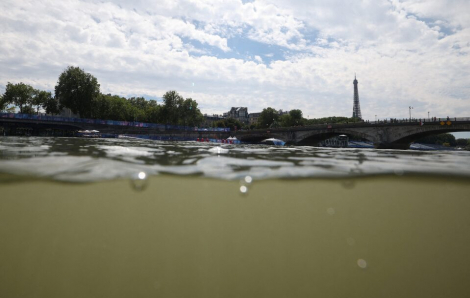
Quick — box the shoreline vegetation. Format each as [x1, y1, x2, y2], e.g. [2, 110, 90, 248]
[1, 65, 469, 148]
[0, 66, 360, 130]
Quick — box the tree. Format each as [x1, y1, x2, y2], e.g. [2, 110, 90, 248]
[162, 90, 184, 125]
[104, 94, 133, 121]
[289, 109, 303, 124]
[416, 133, 457, 146]
[128, 97, 148, 110]
[22, 105, 35, 114]
[43, 95, 60, 115]
[280, 109, 304, 127]
[146, 104, 162, 123]
[456, 138, 469, 147]
[93, 94, 112, 119]
[178, 97, 204, 127]
[214, 118, 243, 131]
[305, 116, 355, 125]
[32, 90, 52, 114]
[55, 66, 100, 118]
[0, 94, 6, 112]
[257, 107, 280, 128]
[2, 82, 35, 113]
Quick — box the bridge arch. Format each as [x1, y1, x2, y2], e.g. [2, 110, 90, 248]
[390, 126, 470, 147]
[295, 129, 375, 146]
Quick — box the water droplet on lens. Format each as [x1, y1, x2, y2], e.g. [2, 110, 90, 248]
[240, 185, 248, 194]
[394, 169, 404, 176]
[131, 171, 149, 191]
[244, 176, 253, 184]
[346, 237, 356, 246]
[357, 259, 367, 269]
[341, 180, 355, 189]
[327, 207, 335, 215]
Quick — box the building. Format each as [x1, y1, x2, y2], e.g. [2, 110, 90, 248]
[226, 107, 249, 124]
[352, 74, 362, 119]
[203, 114, 225, 127]
[249, 112, 261, 125]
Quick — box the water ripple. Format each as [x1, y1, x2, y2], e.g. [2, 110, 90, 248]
[1, 137, 470, 182]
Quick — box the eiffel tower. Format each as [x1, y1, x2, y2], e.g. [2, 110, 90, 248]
[352, 74, 362, 119]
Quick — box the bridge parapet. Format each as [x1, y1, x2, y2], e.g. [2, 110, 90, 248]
[234, 120, 470, 149]
[2, 113, 469, 149]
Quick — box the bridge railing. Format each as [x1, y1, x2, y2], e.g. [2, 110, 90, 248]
[0, 112, 230, 132]
[370, 117, 470, 125]
[237, 116, 470, 134]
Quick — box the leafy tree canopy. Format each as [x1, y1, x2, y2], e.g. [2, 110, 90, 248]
[279, 109, 304, 127]
[257, 107, 280, 128]
[0, 95, 5, 112]
[3, 82, 35, 113]
[55, 66, 100, 118]
[161, 91, 204, 126]
[214, 118, 243, 131]
[456, 138, 469, 147]
[416, 133, 456, 146]
[162, 90, 183, 124]
[43, 94, 60, 115]
[305, 116, 357, 125]
[32, 90, 53, 115]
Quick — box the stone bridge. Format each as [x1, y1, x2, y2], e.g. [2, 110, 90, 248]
[233, 119, 470, 149]
[2, 115, 469, 149]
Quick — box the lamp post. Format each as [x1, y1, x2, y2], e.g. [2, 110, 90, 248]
[409, 106, 413, 121]
[375, 115, 377, 122]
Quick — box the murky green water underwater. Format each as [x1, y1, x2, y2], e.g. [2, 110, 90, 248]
[1, 137, 469, 298]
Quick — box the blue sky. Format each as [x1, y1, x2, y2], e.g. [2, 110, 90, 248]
[1, 0, 469, 136]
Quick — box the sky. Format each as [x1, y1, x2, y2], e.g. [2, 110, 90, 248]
[1, 0, 469, 125]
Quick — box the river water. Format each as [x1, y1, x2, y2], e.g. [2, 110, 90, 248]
[1, 136, 470, 298]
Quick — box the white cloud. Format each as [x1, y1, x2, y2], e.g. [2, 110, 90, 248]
[0, 0, 469, 120]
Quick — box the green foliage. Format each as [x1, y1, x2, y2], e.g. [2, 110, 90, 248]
[1, 82, 58, 115]
[160, 91, 204, 126]
[1, 71, 203, 127]
[456, 138, 468, 147]
[3, 82, 35, 113]
[22, 105, 35, 115]
[55, 66, 100, 118]
[162, 90, 183, 124]
[145, 101, 162, 124]
[33, 90, 53, 115]
[93, 94, 111, 119]
[416, 133, 457, 146]
[257, 107, 280, 128]
[279, 109, 304, 127]
[289, 109, 303, 121]
[0, 95, 5, 112]
[85, 91, 203, 126]
[43, 95, 60, 115]
[104, 94, 133, 121]
[179, 98, 204, 127]
[305, 116, 356, 125]
[214, 118, 243, 131]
